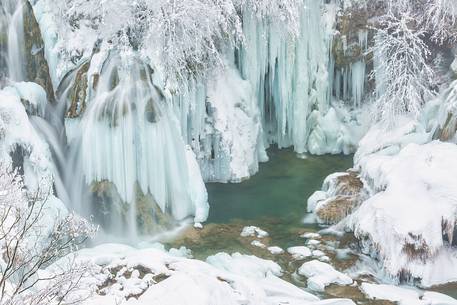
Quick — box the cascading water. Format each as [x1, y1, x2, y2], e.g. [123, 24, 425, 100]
[62, 52, 209, 239]
[1, 0, 26, 83]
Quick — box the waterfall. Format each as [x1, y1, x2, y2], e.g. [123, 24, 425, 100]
[1, 0, 26, 83]
[62, 53, 209, 238]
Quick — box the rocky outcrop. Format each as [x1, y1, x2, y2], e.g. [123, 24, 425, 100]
[308, 171, 365, 225]
[23, 0, 55, 103]
[438, 113, 457, 141]
[333, 6, 369, 69]
[66, 62, 89, 118]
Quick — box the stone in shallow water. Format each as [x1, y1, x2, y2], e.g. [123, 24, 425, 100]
[302, 232, 321, 239]
[240, 226, 269, 238]
[251, 240, 266, 248]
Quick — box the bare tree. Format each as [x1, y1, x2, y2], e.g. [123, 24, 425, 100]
[0, 164, 98, 305]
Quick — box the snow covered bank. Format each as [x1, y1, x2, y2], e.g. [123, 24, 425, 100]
[309, 112, 457, 286]
[56, 243, 358, 305]
[360, 283, 457, 305]
[347, 140, 457, 286]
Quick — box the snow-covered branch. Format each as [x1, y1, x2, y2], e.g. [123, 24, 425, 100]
[371, 9, 435, 125]
[0, 164, 98, 305]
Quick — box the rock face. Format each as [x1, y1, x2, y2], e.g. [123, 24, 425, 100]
[22, 0, 55, 103]
[438, 113, 457, 141]
[90, 180, 176, 236]
[308, 171, 365, 225]
[66, 62, 89, 118]
[333, 5, 369, 69]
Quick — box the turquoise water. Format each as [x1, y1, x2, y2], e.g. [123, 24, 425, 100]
[207, 147, 354, 225]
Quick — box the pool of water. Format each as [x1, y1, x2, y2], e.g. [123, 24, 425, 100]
[168, 147, 353, 258]
[206, 147, 354, 225]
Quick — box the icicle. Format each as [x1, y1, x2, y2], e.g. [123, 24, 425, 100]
[351, 60, 366, 108]
[238, 0, 333, 154]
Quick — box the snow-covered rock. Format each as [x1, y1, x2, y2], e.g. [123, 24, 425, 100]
[288, 246, 313, 260]
[57, 244, 363, 305]
[251, 240, 267, 248]
[360, 283, 421, 303]
[361, 283, 457, 305]
[241, 226, 269, 238]
[268, 246, 285, 255]
[308, 171, 365, 224]
[422, 291, 457, 305]
[3, 82, 47, 116]
[298, 260, 353, 292]
[301, 232, 321, 239]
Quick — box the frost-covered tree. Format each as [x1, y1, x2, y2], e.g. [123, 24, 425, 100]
[371, 7, 435, 125]
[422, 0, 457, 44]
[0, 165, 97, 305]
[359, 0, 457, 125]
[49, 0, 309, 83]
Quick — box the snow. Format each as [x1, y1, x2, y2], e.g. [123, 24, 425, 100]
[298, 260, 353, 292]
[360, 283, 421, 303]
[0, 86, 59, 197]
[345, 139, 457, 286]
[307, 240, 321, 247]
[319, 256, 331, 263]
[267, 246, 284, 255]
[240, 226, 269, 238]
[312, 250, 326, 257]
[3, 82, 47, 116]
[302, 232, 322, 239]
[287, 246, 312, 260]
[64, 244, 364, 305]
[360, 283, 457, 305]
[422, 292, 457, 305]
[251, 240, 267, 248]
